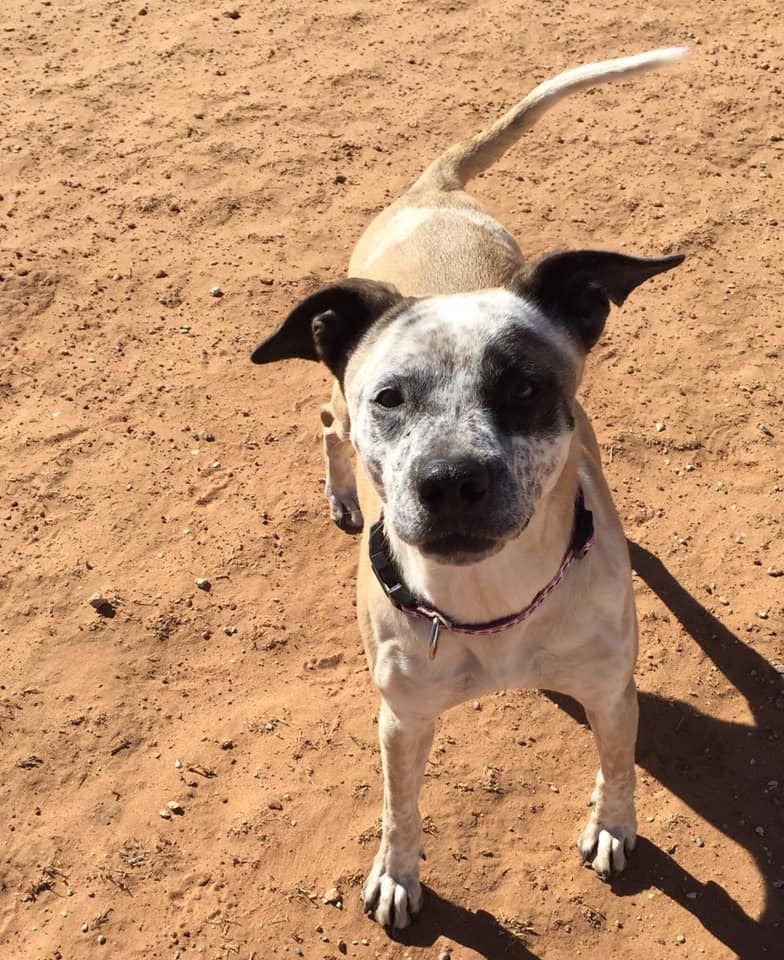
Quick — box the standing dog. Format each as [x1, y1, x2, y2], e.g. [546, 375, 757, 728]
[252, 47, 687, 931]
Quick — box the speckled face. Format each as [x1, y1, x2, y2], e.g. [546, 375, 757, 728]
[346, 290, 581, 564]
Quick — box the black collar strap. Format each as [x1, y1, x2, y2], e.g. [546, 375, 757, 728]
[369, 488, 595, 659]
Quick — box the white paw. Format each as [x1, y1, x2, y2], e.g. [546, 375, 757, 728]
[578, 816, 637, 880]
[361, 859, 422, 931]
[327, 487, 363, 534]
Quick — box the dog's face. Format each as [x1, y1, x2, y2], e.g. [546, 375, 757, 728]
[345, 291, 579, 564]
[251, 250, 683, 564]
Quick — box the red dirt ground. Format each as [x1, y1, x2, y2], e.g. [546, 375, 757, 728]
[1, 2, 782, 959]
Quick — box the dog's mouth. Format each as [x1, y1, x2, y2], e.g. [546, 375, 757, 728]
[390, 506, 530, 565]
[419, 533, 505, 565]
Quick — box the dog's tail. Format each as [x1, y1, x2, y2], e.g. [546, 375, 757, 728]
[412, 47, 688, 192]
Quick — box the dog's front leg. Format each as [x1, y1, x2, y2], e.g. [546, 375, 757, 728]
[320, 380, 363, 534]
[362, 698, 434, 931]
[578, 679, 639, 879]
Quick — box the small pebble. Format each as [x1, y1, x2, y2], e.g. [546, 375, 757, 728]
[159, 808, 172, 820]
[337, 940, 347, 956]
[98, 935, 107, 945]
[676, 934, 686, 944]
[154, 269, 168, 279]
[695, 837, 704, 847]
[195, 577, 211, 591]
[221, 739, 234, 750]
[88, 592, 116, 616]
[167, 800, 184, 814]
[655, 421, 665, 432]
[224, 625, 236, 636]
[81, 923, 88, 933]
[322, 886, 342, 906]
[209, 286, 223, 298]
[267, 799, 283, 810]
[175, 758, 183, 769]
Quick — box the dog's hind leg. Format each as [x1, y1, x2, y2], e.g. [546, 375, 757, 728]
[362, 699, 434, 931]
[577, 680, 639, 879]
[321, 379, 363, 534]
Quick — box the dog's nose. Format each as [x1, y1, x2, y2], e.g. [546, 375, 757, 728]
[417, 457, 490, 513]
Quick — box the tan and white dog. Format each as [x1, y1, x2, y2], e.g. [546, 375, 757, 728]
[252, 47, 687, 931]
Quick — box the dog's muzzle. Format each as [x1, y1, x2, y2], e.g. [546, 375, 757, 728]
[407, 455, 516, 561]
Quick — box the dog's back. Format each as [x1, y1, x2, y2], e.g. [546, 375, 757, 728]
[349, 47, 687, 296]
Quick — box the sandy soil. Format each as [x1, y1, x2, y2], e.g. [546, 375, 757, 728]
[1, 1, 782, 958]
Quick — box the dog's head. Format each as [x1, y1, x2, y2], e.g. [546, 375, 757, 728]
[252, 251, 683, 565]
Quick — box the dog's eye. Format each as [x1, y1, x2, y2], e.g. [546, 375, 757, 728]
[375, 388, 404, 408]
[513, 382, 535, 403]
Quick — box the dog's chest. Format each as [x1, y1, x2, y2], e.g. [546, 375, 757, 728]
[374, 616, 572, 714]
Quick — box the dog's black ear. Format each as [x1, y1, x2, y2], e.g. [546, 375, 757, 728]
[251, 278, 404, 381]
[514, 251, 685, 350]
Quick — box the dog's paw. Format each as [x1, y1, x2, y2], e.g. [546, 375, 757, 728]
[327, 487, 364, 534]
[361, 860, 422, 932]
[578, 815, 637, 880]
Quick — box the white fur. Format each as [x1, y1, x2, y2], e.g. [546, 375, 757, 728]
[359, 288, 580, 367]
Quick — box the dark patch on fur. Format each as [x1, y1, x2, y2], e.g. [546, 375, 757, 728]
[481, 327, 575, 437]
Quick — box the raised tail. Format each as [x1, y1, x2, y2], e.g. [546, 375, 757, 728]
[413, 47, 688, 192]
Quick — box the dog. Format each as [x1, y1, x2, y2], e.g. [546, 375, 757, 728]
[251, 47, 687, 931]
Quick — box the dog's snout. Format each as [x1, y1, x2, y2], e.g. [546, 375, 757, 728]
[417, 457, 490, 513]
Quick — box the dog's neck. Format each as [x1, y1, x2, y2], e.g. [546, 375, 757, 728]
[385, 440, 581, 625]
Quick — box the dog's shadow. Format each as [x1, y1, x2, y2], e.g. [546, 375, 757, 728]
[553, 542, 782, 957]
[395, 541, 783, 958]
[395, 888, 540, 958]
